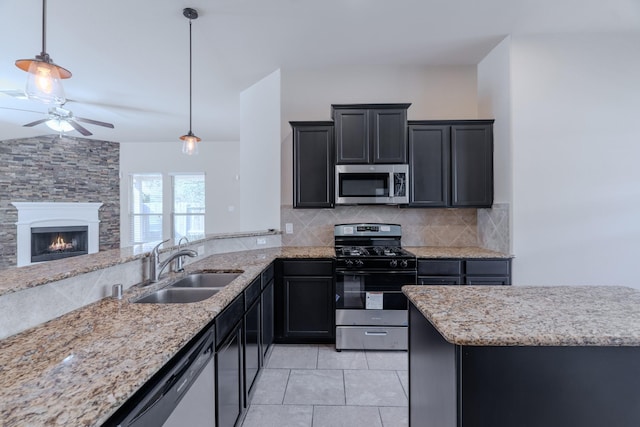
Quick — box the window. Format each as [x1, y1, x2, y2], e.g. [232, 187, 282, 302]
[130, 174, 163, 245]
[172, 174, 205, 241]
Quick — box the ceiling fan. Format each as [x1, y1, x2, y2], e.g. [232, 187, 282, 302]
[21, 105, 114, 136]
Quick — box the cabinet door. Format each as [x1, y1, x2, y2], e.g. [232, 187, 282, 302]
[408, 125, 450, 207]
[334, 109, 370, 164]
[216, 324, 242, 427]
[451, 124, 493, 207]
[244, 298, 261, 405]
[282, 276, 335, 342]
[293, 123, 335, 208]
[261, 278, 274, 359]
[372, 108, 408, 164]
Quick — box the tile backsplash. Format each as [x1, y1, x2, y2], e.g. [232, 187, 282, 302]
[281, 205, 479, 247]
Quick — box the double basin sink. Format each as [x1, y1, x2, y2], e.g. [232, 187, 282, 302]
[134, 271, 242, 304]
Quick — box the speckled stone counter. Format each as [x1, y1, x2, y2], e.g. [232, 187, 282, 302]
[404, 285, 640, 427]
[406, 246, 511, 259]
[403, 285, 640, 346]
[0, 246, 333, 427]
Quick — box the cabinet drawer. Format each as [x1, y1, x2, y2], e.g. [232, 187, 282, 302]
[216, 295, 244, 347]
[244, 277, 261, 309]
[261, 263, 275, 288]
[465, 259, 510, 276]
[466, 276, 510, 286]
[282, 259, 333, 276]
[418, 259, 462, 276]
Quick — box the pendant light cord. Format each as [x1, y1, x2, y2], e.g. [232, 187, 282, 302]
[188, 17, 193, 134]
[41, 0, 47, 56]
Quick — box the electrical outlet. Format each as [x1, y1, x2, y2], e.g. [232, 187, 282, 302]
[256, 238, 266, 245]
[285, 223, 293, 234]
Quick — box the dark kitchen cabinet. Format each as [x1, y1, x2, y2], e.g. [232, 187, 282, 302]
[465, 259, 510, 285]
[215, 295, 244, 427]
[451, 123, 494, 207]
[291, 121, 335, 208]
[417, 259, 463, 285]
[417, 258, 511, 286]
[408, 125, 450, 207]
[408, 120, 494, 208]
[261, 263, 275, 360]
[333, 104, 410, 164]
[244, 277, 261, 405]
[275, 259, 335, 343]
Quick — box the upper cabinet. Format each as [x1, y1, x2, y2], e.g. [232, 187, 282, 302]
[291, 121, 335, 208]
[409, 120, 494, 208]
[332, 104, 410, 164]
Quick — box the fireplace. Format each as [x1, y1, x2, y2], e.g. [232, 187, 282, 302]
[31, 226, 89, 262]
[12, 202, 102, 267]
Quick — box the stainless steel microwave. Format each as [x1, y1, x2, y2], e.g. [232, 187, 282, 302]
[335, 164, 409, 205]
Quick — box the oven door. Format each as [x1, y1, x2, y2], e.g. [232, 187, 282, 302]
[335, 270, 416, 311]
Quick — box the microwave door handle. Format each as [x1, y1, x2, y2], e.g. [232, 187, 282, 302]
[389, 172, 394, 198]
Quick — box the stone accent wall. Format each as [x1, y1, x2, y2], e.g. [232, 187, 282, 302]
[281, 205, 478, 247]
[0, 135, 120, 269]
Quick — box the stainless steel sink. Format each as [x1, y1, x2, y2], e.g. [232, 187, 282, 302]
[169, 272, 241, 289]
[134, 288, 220, 304]
[133, 271, 242, 304]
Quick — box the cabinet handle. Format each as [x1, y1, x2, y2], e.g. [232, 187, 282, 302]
[365, 331, 388, 336]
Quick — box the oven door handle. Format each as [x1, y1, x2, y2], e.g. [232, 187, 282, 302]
[365, 331, 388, 336]
[335, 270, 417, 276]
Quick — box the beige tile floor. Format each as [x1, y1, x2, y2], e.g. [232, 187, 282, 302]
[241, 344, 408, 427]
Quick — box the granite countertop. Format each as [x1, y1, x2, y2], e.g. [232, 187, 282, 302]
[403, 285, 640, 347]
[406, 246, 512, 259]
[0, 246, 333, 427]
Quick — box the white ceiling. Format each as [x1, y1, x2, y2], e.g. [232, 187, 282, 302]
[0, 0, 638, 143]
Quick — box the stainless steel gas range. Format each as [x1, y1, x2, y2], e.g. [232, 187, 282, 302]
[334, 223, 417, 351]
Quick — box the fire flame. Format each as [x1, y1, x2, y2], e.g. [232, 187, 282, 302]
[49, 235, 74, 251]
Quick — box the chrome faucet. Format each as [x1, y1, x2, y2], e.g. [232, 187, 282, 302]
[149, 239, 198, 282]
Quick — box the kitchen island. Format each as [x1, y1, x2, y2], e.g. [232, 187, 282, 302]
[403, 285, 640, 427]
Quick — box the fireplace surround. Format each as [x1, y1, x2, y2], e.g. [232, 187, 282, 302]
[12, 202, 102, 267]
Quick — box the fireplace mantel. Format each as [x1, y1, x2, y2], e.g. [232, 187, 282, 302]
[12, 202, 102, 267]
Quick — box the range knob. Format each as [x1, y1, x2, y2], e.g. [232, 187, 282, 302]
[389, 259, 398, 268]
[345, 259, 354, 266]
[355, 259, 364, 267]
[400, 259, 408, 268]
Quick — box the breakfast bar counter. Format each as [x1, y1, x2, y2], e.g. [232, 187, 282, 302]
[403, 285, 640, 427]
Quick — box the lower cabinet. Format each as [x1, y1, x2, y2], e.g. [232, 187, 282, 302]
[215, 295, 244, 427]
[275, 259, 335, 343]
[261, 265, 275, 360]
[418, 258, 511, 286]
[244, 278, 261, 405]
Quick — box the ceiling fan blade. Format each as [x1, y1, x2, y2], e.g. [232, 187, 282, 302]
[75, 116, 115, 129]
[23, 118, 50, 127]
[0, 89, 28, 99]
[68, 120, 93, 136]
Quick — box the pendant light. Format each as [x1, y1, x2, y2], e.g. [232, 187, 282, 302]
[179, 8, 201, 156]
[15, 0, 71, 104]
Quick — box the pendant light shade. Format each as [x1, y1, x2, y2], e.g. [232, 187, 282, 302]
[15, 0, 71, 104]
[180, 8, 201, 155]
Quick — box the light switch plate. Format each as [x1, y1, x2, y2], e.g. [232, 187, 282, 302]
[285, 223, 293, 234]
[256, 238, 266, 245]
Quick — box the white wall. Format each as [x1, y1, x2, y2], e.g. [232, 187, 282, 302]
[280, 65, 478, 204]
[477, 36, 514, 252]
[239, 69, 282, 231]
[119, 139, 241, 245]
[509, 33, 640, 288]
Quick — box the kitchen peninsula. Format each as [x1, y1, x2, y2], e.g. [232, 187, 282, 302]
[403, 285, 640, 427]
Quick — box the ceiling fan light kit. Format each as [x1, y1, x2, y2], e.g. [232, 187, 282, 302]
[180, 7, 201, 156]
[15, 0, 71, 105]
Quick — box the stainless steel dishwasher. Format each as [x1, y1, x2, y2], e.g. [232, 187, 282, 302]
[117, 328, 216, 427]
